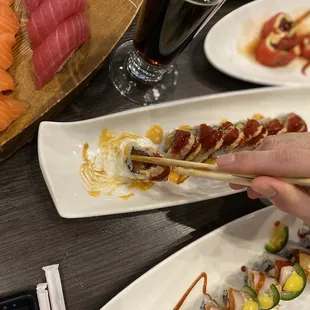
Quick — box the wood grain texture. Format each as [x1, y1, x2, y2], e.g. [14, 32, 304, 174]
[0, 1, 269, 310]
[0, 0, 142, 162]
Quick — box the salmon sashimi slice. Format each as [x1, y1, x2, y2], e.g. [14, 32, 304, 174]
[0, 69, 14, 91]
[27, 0, 88, 49]
[33, 12, 89, 89]
[0, 33, 16, 70]
[0, 4, 19, 35]
[24, 0, 42, 15]
[0, 0, 14, 6]
[0, 94, 29, 131]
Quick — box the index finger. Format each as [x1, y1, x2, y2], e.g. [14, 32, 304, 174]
[217, 148, 310, 177]
[256, 132, 310, 151]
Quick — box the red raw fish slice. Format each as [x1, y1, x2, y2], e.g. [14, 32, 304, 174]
[0, 0, 14, 6]
[0, 69, 14, 91]
[0, 4, 19, 35]
[0, 33, 16, 70]
[27, 0, 88, 49]
[32, 12, 89, 89]
[0, 94, 29, 131]
[24, 0, 42, 15]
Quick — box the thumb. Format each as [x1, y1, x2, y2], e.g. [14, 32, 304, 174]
[251, 176, 310, 223]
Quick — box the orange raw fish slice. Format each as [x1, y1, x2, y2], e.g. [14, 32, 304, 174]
[0, 94, 29, 131]
[0, 32, 16, 70]
[0, 69, 14, 91]
[0, 4, 19, 35]
[0, 0, 14, 6]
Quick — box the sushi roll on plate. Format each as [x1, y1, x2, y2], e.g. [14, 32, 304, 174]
[160, 129, 201, 161]
[260, 253, 293, 279]
[286, 247, 310, 280]
[223, 288, 260, 310]
[96, 137, 170, 182]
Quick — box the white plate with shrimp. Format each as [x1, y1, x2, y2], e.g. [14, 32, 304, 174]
[205, 0, 310, 86]
[38, 86, 310, 218]
[99, 206, 310, 310]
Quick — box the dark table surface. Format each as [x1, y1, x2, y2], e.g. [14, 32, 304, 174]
[0, 0, 271, 309]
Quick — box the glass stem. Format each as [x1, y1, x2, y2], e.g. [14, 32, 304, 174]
[126, 48, 168, 84]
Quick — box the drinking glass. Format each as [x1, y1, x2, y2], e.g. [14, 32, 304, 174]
[109, 0, 226, 106]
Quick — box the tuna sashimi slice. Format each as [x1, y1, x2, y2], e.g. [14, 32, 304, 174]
[0, 4, 19, 35]
[0, 69, 14, 91]
[24, 0, 42, 15]
[0, 33, 16, 70]
[0, 94, 29, 131]
[27, 0, 88, 49]
[32, 11, 89, 89]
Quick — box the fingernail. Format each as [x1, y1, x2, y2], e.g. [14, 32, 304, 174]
[217, 154, 235, 166]
[254, 184, 278, 199]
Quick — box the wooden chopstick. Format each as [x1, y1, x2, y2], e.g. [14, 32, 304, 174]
[130, 155, 220, 171]
[175, 168, 252, 186]
[130, 155, 310, 187]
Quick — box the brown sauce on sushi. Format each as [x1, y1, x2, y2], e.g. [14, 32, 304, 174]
[146, 124, 163, 144]
[174, 272, 208, 310]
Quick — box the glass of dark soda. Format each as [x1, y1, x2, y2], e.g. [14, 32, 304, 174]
[109, 0, 225, 105]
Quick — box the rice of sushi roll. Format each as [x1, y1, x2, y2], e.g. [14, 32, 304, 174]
[97, 137, 170, 182]
[201, 293, 221, 310]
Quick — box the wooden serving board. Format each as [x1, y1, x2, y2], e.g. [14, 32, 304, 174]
[0, 0, 142, 162]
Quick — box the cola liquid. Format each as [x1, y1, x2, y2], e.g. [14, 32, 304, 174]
[134, 0, 222, 66]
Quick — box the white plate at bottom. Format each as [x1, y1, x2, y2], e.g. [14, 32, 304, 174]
[38, 86, 310, 218]
[100, 206, 310, 310]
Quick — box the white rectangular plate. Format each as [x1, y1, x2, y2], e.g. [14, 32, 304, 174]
[38, 86, 310, 218]
[99, 206, 309, 310]
[205, 0, 310, 86]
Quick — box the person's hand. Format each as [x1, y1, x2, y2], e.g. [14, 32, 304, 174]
[216, 133, 310, 223]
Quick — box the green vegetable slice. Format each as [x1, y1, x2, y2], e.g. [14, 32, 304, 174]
[244, 285, 257, 299]
[265, 221, 289, 254]
[281, 263, 307, 301]
[257, 284, 280, 310]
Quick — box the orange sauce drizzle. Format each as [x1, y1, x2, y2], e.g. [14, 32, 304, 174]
[120, 193, 135, 200]
[168, 168, 188, 185]
[145, 124, 163, 144]
[128, 179, 154, 191]
[252, 113, 264, 120]
[179, 125, 192, 132]
[79, 129, 154, 199]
